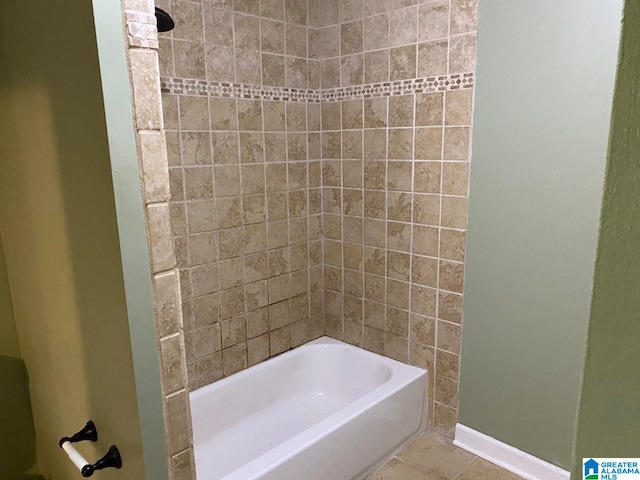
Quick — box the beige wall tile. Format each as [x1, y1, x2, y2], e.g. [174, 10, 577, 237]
[439, 260, 465, 293]
[443, 127, 470, 160]
[239, 134, 265, 165]
[341, 0, 364, 22]
[386, 332, 408, 362]
[387, 251, 411, 281]
[286, 24, 308, 58]
[438, 291, 463, 324]
[410, 283, 436, 316]
[286, 57, 308, 88]
[412, 255, 438, 287]
[419, 0, 449, 42]
[170, 448, 194, 480]
[415, 127, 443, 160]
[179, 96, 209, 131]
[414, 161, 441, 193]
[387, 221, 411, 252]
[204, 7, 233, 47]
[389, 95, 415, 128]
[388, 192, 412, 222]
[418, 39, 448, 77]
[236, 49, 262, 84]
[261, 0, 285, 20]
[437, 320, 462, 354]
[364, 14, 389, 51]
[262, 54, 286, 86]
[140, 131, 171, 202]
[364, 326, 385, 355]
[439, 229, 466, 262]
[285, 0, 307, 25]
[270, 325, 291, 355]
[445, 89, 473, 125]
[390, 6, 418, 47]
[410, 314, 435, 346]
[160, 334, 186, 394]
[449, 33, 477, 73]
[222, 342, 248, 375]
[173, 40, 206, 79]
[416, 92, 444, 126]
[154, 271, 182, 337]
[148, 203, 177, 273]
[390, 45, 417, 80]
[130, 49, 163, 129]
[248, 334, 270, 365]
[341, 20, 364, 55]
[165, 390, 190, 455]
[441, 196, 468, 229]
[364, 247, 386, 277]
[171, 2, 203, 42]
[364, 0, 388, 16]
[442, 162, 469, 195]
[364, 50, 390, 83]
[341, 54, 364, 86]
[212, 131, 240, 164]
[206, 44, 235, 82]
[364, 298, 386, 328]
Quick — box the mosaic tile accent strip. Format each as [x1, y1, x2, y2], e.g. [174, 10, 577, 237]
[322, 74, 474, 101]
[126, 12, 159, 49]
[160, 78, 323, 102]
[160, 73, 474, 103]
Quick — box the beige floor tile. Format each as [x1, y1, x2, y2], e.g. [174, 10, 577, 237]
[366, 458, 437, 480]
[453, 458, 524, 480]
[397, 433, 475, 479]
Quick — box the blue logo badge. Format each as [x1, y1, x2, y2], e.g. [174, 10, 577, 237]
[584, 458, 599, 479]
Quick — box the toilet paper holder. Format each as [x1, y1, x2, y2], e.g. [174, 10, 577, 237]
[59, 421, 122, 477]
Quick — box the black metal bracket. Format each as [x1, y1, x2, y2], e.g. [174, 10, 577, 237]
[81, 445, 123, 478]
[59, 421, 123, 477]
[59, 421, 98, 447]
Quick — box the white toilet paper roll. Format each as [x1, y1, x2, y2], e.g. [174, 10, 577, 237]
[62, 441, 89, 471]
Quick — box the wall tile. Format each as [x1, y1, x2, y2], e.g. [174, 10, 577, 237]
[157, 0, 478, 442]
[390, 7, 417, 46]
[148, 203, 177, 273]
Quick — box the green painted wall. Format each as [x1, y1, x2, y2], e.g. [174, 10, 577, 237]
[571, 1, 640, 475]
[0, 1, 151, 479]
[458, 0, 623, 469]
[90, 0, 169, 478]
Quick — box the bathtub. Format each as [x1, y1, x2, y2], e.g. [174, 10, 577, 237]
[190, 336, 428, 480]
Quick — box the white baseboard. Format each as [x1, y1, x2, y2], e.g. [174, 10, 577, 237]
[453, 424, 570, 480]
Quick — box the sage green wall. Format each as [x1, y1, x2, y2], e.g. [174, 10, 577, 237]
[0, 1, 150, 478]
[458, 0, 623, 469]
[572, 1, 640, 474]
[0, 233, 19, 358]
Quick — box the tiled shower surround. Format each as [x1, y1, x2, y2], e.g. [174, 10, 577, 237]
[157, 0, 477, 436]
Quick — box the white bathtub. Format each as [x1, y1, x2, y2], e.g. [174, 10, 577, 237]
[190, 337, 428, 480]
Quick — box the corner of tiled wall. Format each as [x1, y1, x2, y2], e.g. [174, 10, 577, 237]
[157, 0, 326, 395]
[316, 0, 478, 437]
[121, 0, 194, 479]
[141, 0, 476, 472]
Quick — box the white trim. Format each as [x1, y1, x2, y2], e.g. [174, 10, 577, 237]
[453, 424, 570, 480]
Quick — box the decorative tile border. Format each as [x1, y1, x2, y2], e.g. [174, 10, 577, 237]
[322, 73, 474, 101]
[160, 73, 474, 102]
[126, 12, 159, 49]
[160, 78, 322, 102]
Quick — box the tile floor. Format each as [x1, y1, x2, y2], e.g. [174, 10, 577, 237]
[365, 432, 524, 480]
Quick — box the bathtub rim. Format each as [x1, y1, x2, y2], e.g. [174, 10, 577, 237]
[190, 336, 429, 480]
